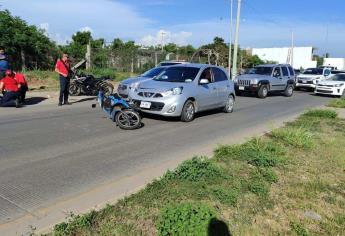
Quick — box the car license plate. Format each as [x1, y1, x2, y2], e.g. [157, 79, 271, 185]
[302, 80, 307, 84]
[239, 86, 245, 90]
[140, 101, 151, 109]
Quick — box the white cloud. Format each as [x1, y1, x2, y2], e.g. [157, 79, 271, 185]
[38, 23, 49, 36]
[140, 30, 192, 46]
[79, 26, 93, 33]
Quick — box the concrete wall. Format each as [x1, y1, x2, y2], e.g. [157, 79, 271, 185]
[252, 47, 317, 69]
[323, 58, 345, 70]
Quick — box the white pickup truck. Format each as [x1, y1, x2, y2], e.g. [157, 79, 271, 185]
[295, 67, 332, 90]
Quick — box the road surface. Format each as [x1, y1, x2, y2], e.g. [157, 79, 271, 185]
[0, 91, 332, 235]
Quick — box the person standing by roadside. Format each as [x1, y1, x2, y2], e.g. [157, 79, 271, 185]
[55, 53, 71, 106]
[0, 46, 9, 80]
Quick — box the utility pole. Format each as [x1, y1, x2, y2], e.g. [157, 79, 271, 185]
[86, 41, 91, 70]
[228, 0, 234, 77]
[161, 32, 166, 52]
[291, 31, 294, 68]
[231, 0, 242, 79]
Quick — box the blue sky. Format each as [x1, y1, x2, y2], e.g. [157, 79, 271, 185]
[1, 0, 345, 57]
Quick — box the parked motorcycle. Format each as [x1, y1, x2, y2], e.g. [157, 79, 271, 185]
[68, 60, 114, 96]
[69, 72, 114, 96]
[92, 90, 142, 130]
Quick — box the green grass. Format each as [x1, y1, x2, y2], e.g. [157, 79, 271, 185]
[48, 109, 345, 236]
[328, 97, 345, 108]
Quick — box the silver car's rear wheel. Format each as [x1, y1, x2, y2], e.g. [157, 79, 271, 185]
[181, 100, 195, 122]
[223, 95, 234, 113]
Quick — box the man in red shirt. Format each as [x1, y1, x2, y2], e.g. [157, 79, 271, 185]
[14, 72, 28, 103]
[55, 53, 71, 106]
[0, 70, 21, 107]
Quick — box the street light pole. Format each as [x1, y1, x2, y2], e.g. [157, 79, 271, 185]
[232, 0, 242, 79]
[228, 0, 233, 77]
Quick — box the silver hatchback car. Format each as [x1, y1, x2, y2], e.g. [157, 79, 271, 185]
[130, 64, 235, 122]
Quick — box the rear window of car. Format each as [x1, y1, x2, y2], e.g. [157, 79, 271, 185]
[153, 67, 200, 83]
[282, 67, 289, 76]
[288, 66, 295, 76]
[213, 68, 228, 82]
[159, 62, 181, 66]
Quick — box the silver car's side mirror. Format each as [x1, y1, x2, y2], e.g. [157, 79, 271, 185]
[199, 78, 209, 84]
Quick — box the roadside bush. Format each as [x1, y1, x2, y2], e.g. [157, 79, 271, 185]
[303, 109, 338, 119]
[255, 168, 278, 183]
[164, 156, 222, 182]
[290, 222, 309, 236]
[271, 127, 314, 149]
[247, 177, 270, 197]
[53, 211, 97, 236]
[156, 202, 217, 236]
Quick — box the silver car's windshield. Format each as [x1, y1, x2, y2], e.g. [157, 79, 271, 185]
[141, 67, 165, 78]
[303, 68, 323, 75]
[154, 67, 200, 83]
[330, 74, 345, 81]
[251, 66, 273, 75]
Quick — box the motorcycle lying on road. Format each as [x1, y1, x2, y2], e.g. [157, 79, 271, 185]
[92, 90, 142, 130]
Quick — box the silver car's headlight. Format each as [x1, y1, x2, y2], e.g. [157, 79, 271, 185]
[334, 83, 344, 87]
[233, 78, 238, 83]
[250, 79, 258, 85]
[129, 82, 140, 90]
[161, 87, 183, 97]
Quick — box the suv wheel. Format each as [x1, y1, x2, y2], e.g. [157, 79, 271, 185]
[181, 100, 195, 122]
[257, 85, 268, 99]
[284, 84, 294, 97]
[223, 95, 234, 113]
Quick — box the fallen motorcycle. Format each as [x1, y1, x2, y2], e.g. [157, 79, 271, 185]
[92, 90, 142, 130]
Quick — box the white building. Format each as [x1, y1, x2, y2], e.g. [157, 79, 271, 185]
[252, 47, 317, 69]
[323, 58, 345, 70]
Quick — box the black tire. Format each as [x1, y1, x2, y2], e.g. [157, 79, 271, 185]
[223, 95, 235, 113]
[69, 82, 81, 96]
[181, 100, 195, 122]
[115, 109, 141, 130]
[235, 90, 242, 96]
[257, 85, 269, 99]
[284, 84, 294, 97]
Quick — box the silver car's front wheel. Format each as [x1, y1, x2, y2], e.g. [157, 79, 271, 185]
[223, 95, 234, 113]
[181, 100, 195, 122]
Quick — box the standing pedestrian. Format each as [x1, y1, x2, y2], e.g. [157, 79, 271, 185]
[55, 53, 71, 106]
[0, 46, 9, 80]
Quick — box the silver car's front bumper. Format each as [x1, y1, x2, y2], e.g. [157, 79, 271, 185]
[131, 94, 186, 117]
[295, 82, 316, 89]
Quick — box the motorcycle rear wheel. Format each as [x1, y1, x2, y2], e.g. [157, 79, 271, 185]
[100, 82, 114, 96]
[69, 82, 81, 96]
[115, 109, 141, 130]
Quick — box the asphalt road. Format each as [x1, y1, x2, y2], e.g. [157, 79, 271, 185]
[0, 91, 332, 232]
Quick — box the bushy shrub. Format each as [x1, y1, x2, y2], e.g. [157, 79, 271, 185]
[164, 156, 222, 182]
[303, 109, 337, 119]
[156, 202, 217, 236]
[210, 186, 240, 206]
[53, 211, 96, 236]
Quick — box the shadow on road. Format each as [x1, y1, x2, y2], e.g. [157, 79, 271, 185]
[71, 97, 97, 104]
[25, 97, 48, 105]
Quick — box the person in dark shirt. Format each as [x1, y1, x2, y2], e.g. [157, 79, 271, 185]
[0, 46, 9, 80]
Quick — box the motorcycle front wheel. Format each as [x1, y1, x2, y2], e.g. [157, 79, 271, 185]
[115, 109, 141, 130]
[100, 82, 114, 96]
[69, 82, 81, 96]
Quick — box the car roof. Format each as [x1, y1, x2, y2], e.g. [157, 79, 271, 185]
[257, 64, 291, 67]
[168, 63, 226, 70]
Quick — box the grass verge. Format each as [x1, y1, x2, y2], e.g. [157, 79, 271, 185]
[47, 109, 345, 236]
[328, 97, 345, 108]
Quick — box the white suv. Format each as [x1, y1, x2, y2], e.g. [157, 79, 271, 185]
[296, 68, 332, 90]
[315, 73, 345, 97]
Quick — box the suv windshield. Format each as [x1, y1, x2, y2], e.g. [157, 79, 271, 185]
[154, 67, 200, 83]
[159, 62, 182, 66]
[330, 74, 345, 81]
[303, 68, 323, 75]
[251, 66, 273, 75]
[141, 67, 165, 78]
